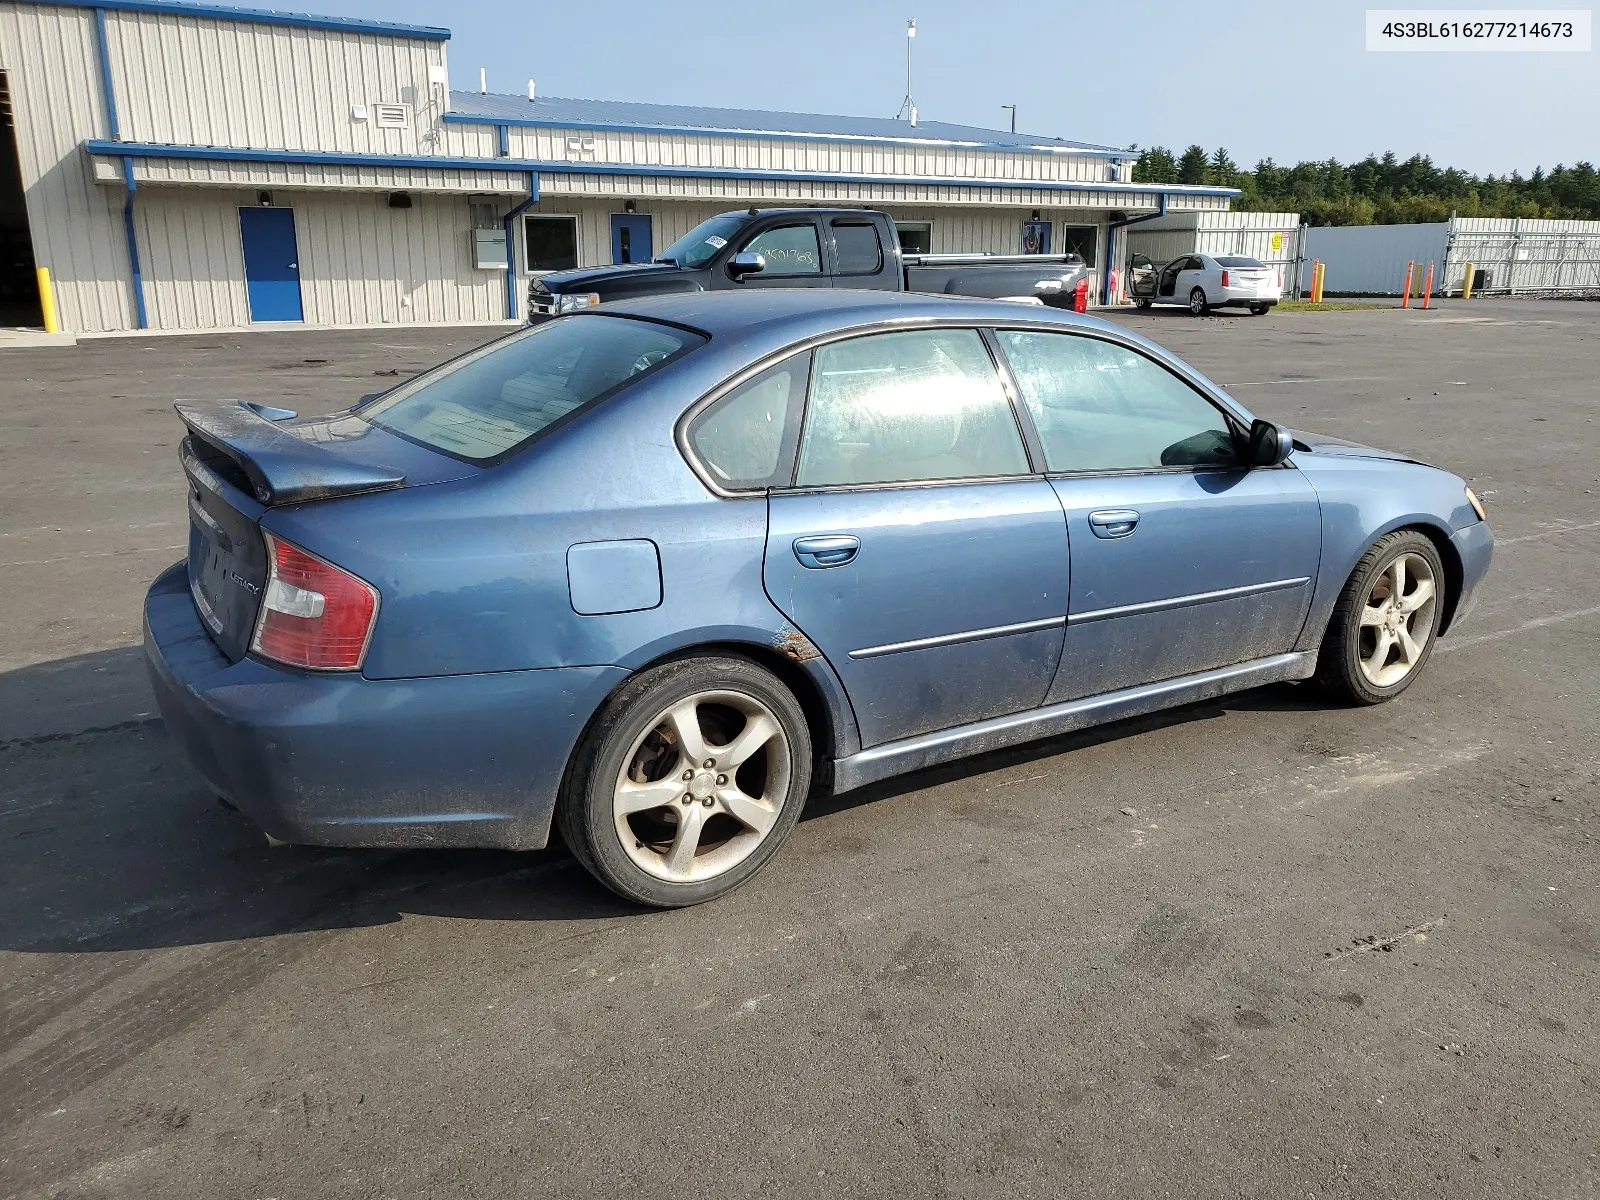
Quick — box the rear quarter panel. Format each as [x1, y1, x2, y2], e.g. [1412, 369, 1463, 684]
[259, 350, 862, 754]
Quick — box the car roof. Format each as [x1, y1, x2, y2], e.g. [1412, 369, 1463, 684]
[593, 289, 1118, 343]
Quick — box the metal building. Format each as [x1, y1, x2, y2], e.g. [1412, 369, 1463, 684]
[0, 0, 1238, 335]
[1304, 215, 1600, 297]
[1126, 210, 1306, 296]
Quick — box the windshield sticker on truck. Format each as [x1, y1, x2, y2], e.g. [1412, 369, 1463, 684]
[705, 235, 728, 248]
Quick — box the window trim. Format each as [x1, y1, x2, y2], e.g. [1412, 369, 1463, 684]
[988, 325, 1253, 479]
[674, 317, 1257, 497]
[523, 212, 579, 274]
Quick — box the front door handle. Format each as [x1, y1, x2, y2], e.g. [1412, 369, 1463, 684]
[793, 534, 860, 569]
[1088, 509, 1139, 539]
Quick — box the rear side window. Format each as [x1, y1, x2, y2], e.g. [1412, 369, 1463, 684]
[796, 329, 1028, 487]
[360, 316, 705, 463]
[741, 224, 822, 276]
[686, 355, 809, 491]
[832, 222, 883, 275]
[996, 331, 1237, 473]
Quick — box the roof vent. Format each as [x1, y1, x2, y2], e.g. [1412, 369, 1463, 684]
[374, 103, 411, 129]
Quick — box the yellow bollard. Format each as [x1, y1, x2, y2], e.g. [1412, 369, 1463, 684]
[36, 266, 61, 334]
[1461, 262, 1475, 300]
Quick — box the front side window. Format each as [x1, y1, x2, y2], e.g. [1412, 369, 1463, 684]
[525, 216, 578, 272]
[832, 222, 883, 275]
[741, 224, 822, 276]
[996, 331, 1238, 473]
[686, 355, 808, 491]
[361, 316, 705, 463]
[796, 329, 1028, 487]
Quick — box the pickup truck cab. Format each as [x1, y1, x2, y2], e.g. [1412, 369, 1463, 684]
[529, 207, 1089, 317]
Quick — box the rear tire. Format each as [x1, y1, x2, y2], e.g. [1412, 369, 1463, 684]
[1249, 303, 1269, 315]
[556, 655, 812, 908]
[1189, 287, 1209, 316]
[1315, 531, 1446, 705]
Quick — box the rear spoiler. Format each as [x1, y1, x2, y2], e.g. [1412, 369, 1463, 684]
[175, 399, 405, 506]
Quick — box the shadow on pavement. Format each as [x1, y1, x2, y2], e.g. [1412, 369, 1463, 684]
[1, 645, 1332, 955]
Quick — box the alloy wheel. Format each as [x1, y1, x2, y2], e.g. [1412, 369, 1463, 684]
[611, 689, 792, 883]
[1357, 551, 1437, 687]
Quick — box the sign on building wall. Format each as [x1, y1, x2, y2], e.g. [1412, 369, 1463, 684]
[1021, 221, 1051, 255]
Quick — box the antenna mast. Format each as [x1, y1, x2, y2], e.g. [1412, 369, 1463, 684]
[896, 19, 918, 126]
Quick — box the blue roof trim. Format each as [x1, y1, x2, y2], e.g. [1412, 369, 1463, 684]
[86, 140, 537, 175]
[86, 141, 1241, 198]
[447, 92, 1131, 157]
[15, 0, 450, 39]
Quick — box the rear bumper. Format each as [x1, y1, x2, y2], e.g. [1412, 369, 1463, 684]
[1214, 293, 1279, 308]
[144, 562, 625, 850]
[1444, 519, 1493, 634]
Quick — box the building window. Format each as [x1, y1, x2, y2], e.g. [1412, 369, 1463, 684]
[525, 215, 578, 272]
[896, 221, 932, 255]
[1059, 224, 1099, 267]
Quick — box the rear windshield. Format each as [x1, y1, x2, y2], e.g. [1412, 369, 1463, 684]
[1216, 256, 1266, 268]
[359, 316, 706, 463]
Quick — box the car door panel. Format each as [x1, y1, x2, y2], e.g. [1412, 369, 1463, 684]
[765, 483, 1069, 746]
[1047, 467, 1321, 702]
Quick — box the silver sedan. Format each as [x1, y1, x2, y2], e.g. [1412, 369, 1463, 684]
[1129, 253, 1282, 315]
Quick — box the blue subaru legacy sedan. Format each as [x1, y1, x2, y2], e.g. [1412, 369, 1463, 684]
[145, 291, 1492, 906]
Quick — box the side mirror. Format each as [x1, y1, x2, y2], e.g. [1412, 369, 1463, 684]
[728, 251, 766, 279]
[1247, 418, 1294, 467]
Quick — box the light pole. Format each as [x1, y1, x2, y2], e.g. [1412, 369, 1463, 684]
[897, 19, 918, 126]
[1001, 104, 1016, 134]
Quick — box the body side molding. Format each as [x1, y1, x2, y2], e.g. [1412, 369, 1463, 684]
[830, 651, 1316, 793]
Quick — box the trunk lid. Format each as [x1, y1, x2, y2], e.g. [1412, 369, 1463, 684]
[176, 399, 478, 660]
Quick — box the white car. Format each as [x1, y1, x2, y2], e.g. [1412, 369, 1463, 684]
[1128, 253, 1281, 316]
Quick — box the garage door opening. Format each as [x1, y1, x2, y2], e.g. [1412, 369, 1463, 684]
[0, 72, 42, 328]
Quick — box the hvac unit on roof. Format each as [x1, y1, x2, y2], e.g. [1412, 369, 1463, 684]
[374, 103, 412, 129]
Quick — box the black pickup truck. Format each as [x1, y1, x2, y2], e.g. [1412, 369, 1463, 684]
[528, 208, 1090, 318]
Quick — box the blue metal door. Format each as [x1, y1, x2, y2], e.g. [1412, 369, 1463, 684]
[239, 207, 303, 322]
[764, 482, 1071, 747]
[610, 214, 653, 265]
[1047, 468, 1321, 702]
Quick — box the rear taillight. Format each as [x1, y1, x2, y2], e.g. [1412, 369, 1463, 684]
[252, 531, 379, 671]
[1220, 270, 1231, 288]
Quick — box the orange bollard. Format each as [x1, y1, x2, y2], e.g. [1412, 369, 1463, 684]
[1401, 261, 1415, 307]
[1421, 260, 1435, 309]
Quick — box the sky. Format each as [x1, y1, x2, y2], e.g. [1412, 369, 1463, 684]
[307, 0, 1595, 176]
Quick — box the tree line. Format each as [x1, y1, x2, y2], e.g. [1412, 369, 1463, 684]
[1133, 145, 1600, 225]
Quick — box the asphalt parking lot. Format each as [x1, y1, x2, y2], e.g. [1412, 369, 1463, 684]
[2, 299, 1596, 1198]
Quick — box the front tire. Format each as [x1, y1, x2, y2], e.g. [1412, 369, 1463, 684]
[1189, 287, 1210, 316]
[1315, 531, 1446, 705]
[557, 656, 813, 907]
[1134, 297, 1152, 310]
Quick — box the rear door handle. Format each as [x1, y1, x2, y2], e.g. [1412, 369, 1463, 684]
[1088, 509, 1139, 539]
[793, 534, 860, 569]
